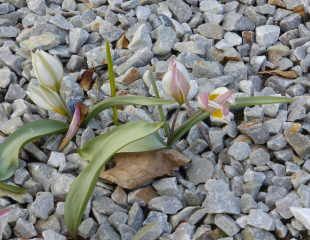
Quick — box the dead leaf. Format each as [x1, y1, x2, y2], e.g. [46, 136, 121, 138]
[129, 186, 158, 205]
[221, 56, 241, 63]
[242, 31, 254, 44]
[293, 5, 305, 16]
[116, 34, 129, 49]
[259, 69, 298, 79]
[268, 0, 286, 8]
[78, 69, 95, 91]
[100, 149, 190, 189]
[119, 67, 140, 84]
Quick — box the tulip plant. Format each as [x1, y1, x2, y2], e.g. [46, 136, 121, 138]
[0, 42, 293, 238]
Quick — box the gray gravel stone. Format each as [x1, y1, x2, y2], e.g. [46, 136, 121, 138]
[166, 0, 192, 23]
[242, 227, 276, 240]
[128, 202, 144, 231]
[214, 214, 240, 236]
[228, 141, 251, 161]
[144, 211, 170, 233]
[153, 26, 176, 56]
[95, 219, 120, 240]
[50, 174, 75, 199]
[247, 209, 275, 231]
[275, 192, 302, 219]
[78, 218, 98, 239]
[186, 155, 214, 185]
[197, 23, 223, 39]
[133, 222, 163, 240]
[0, 26, 19, 38]
[69, 28, 89, 53]
[152, 177, 180, 197]
[256, 25, 280, 47]
[0, 67, 15, 88]
[93, 196, 126, 215]
[148, 196, 183, 214]
[30, 192, 54, 220]
[128, 24, 152, 51]
[42, 230, 66, 240]
[203, 179, 241, 214]
[14, 218, 37, 238]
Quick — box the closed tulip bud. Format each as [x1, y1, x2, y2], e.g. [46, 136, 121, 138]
[198, 87, 235, 122]
[32, 50, 63, 91]
[27, 81, 68, 116]
[162, 58, 190, 105]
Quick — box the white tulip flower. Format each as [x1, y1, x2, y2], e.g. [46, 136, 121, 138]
[162, 58, 190, 105]
[27, 81, 68, 116]
[32, 50, 63, 91]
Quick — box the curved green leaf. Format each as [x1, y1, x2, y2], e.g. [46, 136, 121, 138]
[232, 96, 293, 109]
[119, 133, 166, 153]
[84, 96, 174, 124]
[64, 121, 164, 237]
[0, 120, 67, 181]
[170, 96, 293, 145]
[0, 182, 26, 194]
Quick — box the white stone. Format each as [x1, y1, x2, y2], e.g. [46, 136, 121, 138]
[290, 207, 310, 230]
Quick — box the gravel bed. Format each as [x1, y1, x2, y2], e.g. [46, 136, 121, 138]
[0, 0, 310, 239]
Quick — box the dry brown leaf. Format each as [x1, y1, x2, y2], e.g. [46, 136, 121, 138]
[293, 5, 305, 16]
[259, 69, 298, 79]
[129, 186, 158, 205]
[268, 0, 286, 8]
[119, 67, 140, 84]
[116, 34, 129, 49]
[100, 149, 190, 189]
[78, 69, 95, 91]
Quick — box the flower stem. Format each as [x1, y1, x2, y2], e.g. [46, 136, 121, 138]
[105, 41, 119, 125]
[167, 105, 180, 145]
[149, 68, 170, 138]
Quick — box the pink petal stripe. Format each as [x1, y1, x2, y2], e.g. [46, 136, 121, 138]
[215, 90, 234, 105]
[0, 208, 10, 217]
[59, 103, 88, 151]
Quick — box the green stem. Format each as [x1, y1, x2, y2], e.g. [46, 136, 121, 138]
[167, 106, 180, 145]
[105, 41, 119, 125]
[149, 69, 170, 138]
[0, 182, 26, 194]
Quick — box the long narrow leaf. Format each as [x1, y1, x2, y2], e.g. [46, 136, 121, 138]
[0, 120, 67, 181]
[170, 96, 292, 145]
[0, 182, 26, 194]
[84, 96, 174, 124]
[232, 96, 293, 109]
[105, 41, 118, 125]
[64, 121, 164, 237]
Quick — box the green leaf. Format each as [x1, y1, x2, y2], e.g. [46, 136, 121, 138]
[64, 121, 164, 237]
[84, 95, 174, 124]
[119, 133, 166, 153]
[232, 96, 293, 109]
[170, 96, 292, 145]
[0, 182, 26, 194]
[105, 41, 118, 125]
[0, 120, 67, 181]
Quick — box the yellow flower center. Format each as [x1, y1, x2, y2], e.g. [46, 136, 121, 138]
[208, 93, 219, 101]
[211, 108, 224, 119]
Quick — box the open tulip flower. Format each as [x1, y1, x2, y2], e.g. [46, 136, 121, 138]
[162, 58, 190, 105]
[27, 81, 68, 117]
[198, 87, 235, 122]
[32, 50, 63, 91]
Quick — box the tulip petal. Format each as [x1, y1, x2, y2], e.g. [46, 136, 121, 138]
[32, 50, 63, 91]
[0, 208, 10, 217]
[27, 81, 68, 116]
[215, 90, 234, 105]
[59, 103, 88, 151]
